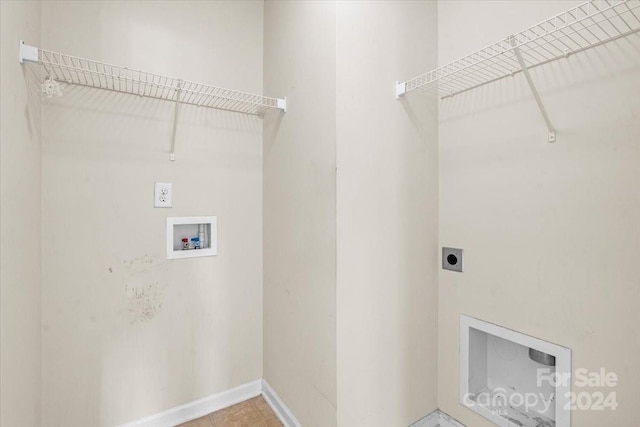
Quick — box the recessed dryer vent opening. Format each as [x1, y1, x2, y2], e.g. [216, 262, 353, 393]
[460, 315, 571, 427]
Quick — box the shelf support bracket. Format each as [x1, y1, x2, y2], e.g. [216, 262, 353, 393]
[169, 80, 183, 161]
[510, 37, 556, 143]
[19, 40, 39, 64]
[395, 81, 407, 99]
[277, 97, 287, 113]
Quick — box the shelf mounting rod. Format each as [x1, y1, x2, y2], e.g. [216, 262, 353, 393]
[169, 80, 183, 161]
[510, 36, 556, 143]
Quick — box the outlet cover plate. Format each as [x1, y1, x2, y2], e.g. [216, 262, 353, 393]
[443, 247, 463, 272]
[154, 182, 172, 208]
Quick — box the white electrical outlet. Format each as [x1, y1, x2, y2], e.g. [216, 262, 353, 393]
[154, 182, 172, 208]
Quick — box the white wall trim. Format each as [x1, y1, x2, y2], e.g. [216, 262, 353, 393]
[261, 379, 303, 427]
[410, 409, 465, 427]
[117, 379, 262, 427]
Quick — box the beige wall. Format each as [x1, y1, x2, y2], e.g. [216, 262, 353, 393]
[40, 2, 264, 426]
[437, 1, 640, 426]
[336, 2, 439, 426]
[0, 2, 42, 427]
[264, 1, 439, 426]
[263, 2, 338, 426]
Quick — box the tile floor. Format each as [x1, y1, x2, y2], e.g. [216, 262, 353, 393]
[177, 396, 283, 427]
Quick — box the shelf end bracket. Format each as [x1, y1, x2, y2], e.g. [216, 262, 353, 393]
[396, 81, 407, 99]
[510, 37, 556, 143]
[19, 40, 39, 64]
[277, 97, 287, 113]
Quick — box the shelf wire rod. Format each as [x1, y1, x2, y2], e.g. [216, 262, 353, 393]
[416, 85, 440, 97]
[522, 27, 563, 60]
[104, 64, 111, 90]
[40, 61, 56, 85]
[438, 76, 478, 96]
[111, 66, 119, 92]
[165, 77, 174, 100]
[87, 62, 102, 88]
[569, 7, 605, 42]
[611, 8, 635, 31]
[137, 70, 142, 96]
[157, 77, 165, 99]
[49, 56, 64, 83]
[208, 93, 222, 108]
[589, 1, 621, 35]
[70, 57, 82, 85]
[623, 1, 640, 21]
[183, 83, 197, 104]
[157, 76, 166, 99]
[150, 74, 158, 98]
[43, 52, 58, 81]
[78, 59, 88, 87]
[189, 84, 205, 104]
[85, 58, 98, 87]
[194, 86, 213, 106]
[453, 53, 517, 86]
[542, 27, 578, 53]
[598, 4, 630, 32]
[583, 11, 616, 39]
[517, 41, 553, 64]
[227, 96, 244, 112]
[442, 65, 493, 91]
[222, 90, 245, 111]
[143, 72, 150, 97]
[461, 24, 640, 100]
[442, 50, 535, 97]
[519, 42, 555, 64]
[204, 91, 220, 109]
[77, 58, 88, 86]
[223, 96, 240, 111]
[533, 34, 571, 59]
[445, 52, 511, 86]
[438, 61, 507, 96]
[99, 63, 106, 90]
[521, 27, 574, 61]
[205, 87, 220, 107]
[194, 84, 209, 105]
[555, 19, 596, 46]
[474, 47, 517, 75]
[406, 43, 515, 91]
[58, 54, 73, 83]
[206, 90, 221, 109]
[525, 2, 611, 48]
[66, 56, 78, 85]
[537, 15, 604, 51]
[534, 28, 571, 57]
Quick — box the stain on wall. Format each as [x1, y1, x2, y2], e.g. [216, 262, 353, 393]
[124, 281, 163, 323]
[111, 254, 166, 324]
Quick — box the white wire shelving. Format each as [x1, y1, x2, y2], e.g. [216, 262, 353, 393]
[396, 0, 640, 142]
[19, 42, 286, 160]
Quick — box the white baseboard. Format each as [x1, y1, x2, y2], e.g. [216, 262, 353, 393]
[119, 378, 455, 427]
[410, 409, 465, 427]
[117, 379, 262, 427]
[261, 379, 302, 427]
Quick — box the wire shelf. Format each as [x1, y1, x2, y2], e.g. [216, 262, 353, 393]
[397, 0, 640, 99]
[31, 48, 285, 116]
